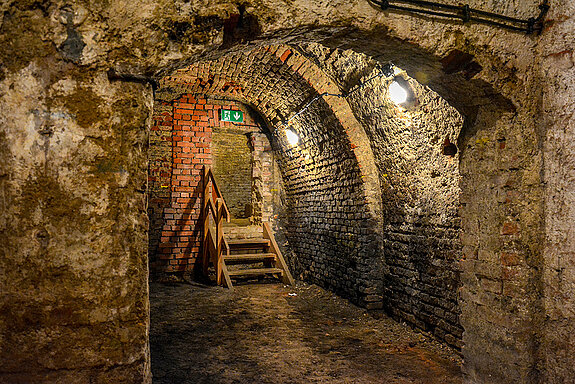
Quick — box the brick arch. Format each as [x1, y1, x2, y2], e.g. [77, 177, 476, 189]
[153, 45, 385, 306]
[162, 44, 383, 225]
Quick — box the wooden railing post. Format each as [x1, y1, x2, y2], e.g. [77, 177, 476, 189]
[216, 198, 224, 285]
[199, 165, 231, 286]
[263, 222, 295, 285]
[202, 166, 210, 276]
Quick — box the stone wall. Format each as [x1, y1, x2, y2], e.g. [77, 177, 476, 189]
[538, 3, 575, 383]
[294, 22, 550, 381]
[0, 68, 153, 382]
[360, 74, 464, 347]
[299, 45, 464, 347]
[249, 132, 281, 225]
[275, 101, 383, 307]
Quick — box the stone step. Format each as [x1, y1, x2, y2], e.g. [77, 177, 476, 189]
[223, 218, 251, 227]
[223, 224, 263, 240]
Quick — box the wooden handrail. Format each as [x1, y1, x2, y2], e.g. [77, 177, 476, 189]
[203, 166, 230, 221]
[201, 165, 231, 287]
[263, 222, 295, 285]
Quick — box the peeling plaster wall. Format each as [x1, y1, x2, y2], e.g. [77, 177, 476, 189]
[0, 67, 153, 381]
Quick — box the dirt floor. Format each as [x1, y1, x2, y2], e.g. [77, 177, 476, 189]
[150, 281, 463, 384]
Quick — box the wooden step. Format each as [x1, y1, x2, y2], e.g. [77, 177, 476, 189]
[224, 253, 276, 264]
[227, 238, 270, 248]
[227, 268, 283, 277]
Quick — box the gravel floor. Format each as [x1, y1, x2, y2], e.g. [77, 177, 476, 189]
[150, 281, 463, 384]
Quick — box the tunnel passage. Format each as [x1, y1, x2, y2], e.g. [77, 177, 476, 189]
[148, 44, 466, 347]
[144, 35, 549, 382]
[149, 45, 384, 308]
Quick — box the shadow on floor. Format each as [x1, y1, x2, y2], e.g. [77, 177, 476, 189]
[149, 282, 462, 384]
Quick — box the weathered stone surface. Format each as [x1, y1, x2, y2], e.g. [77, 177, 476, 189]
[299, 44, 465, 347]
[538, 3, 575, 383]
[0, 67, 153, 381]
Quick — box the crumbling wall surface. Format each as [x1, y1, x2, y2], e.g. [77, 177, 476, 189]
[538, 2, 575, 383]
[0, 3, 160, 383]
[0, 66, 153, 382]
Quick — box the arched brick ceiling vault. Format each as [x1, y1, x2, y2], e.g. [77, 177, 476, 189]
[159, 44, 385, 235]
[155, 26, 517, 122]
[152, 25, 521, 162]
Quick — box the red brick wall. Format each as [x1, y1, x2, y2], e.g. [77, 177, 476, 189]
[149, 94, 251, 275]
[148, 101, 173, 273]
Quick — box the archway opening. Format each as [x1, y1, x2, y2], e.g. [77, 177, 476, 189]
[147, 40, 475, 382]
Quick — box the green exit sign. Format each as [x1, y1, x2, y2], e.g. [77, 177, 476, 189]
[220, 109, 243, 123]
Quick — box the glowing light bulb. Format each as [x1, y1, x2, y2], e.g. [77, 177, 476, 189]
[286, 129, 299, 145]
[389, 81, 408, 104]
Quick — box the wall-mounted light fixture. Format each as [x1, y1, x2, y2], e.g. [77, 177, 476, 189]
[285, 128, 299, 146]
[388, 80, 408, 105]
[388, 77, 416, 107]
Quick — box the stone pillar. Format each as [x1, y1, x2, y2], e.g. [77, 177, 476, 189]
[249, 132, 276, 225]
[0, 65, 153, 382]
[458, 107, 544, 383]
[538, 2, 575, 382]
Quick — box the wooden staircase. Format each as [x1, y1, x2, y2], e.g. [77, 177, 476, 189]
[223, 223, 295, 288]
[201, 166, 294, 290]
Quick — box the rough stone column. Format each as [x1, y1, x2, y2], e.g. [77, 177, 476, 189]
[0, 63, 154, 381]
[0, 1, 225, 380]
[538, 1, 575, 382]
[458, 105, 545, 383]
[249, 132, 275, 225]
